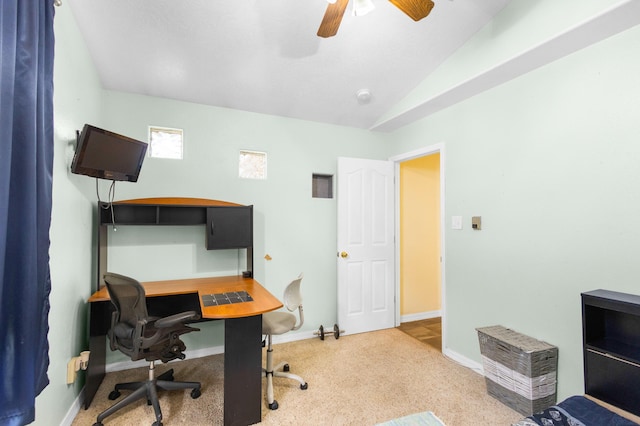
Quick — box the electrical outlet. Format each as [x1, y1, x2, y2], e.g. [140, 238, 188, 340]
[67, 357, 79, 384]
[66, 351, 90, 384]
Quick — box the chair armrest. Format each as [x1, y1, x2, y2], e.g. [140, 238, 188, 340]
[154, 311, 200, 328]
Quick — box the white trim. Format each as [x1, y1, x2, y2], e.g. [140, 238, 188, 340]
[390, 143, 447, 352]
[443, 348, 484, 376]
[400, 310, 442, 323]
[103, 330, 315, 373]
[372, 0, 640, 132]
[270, 329, 318, 344]
[388, 144, 443, 162]
[105, 344, 224, 373]
[60, 389, 84, 426]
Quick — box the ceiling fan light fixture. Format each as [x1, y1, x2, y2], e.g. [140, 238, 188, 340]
[353, 0, 376, 16]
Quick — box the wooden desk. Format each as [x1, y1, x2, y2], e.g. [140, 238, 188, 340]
[86, 276, 282, 426]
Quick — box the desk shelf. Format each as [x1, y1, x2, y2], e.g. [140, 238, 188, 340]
[99, 204, 209, 225]
[99, 199, 235, 226]
[96, 197, 253, 289]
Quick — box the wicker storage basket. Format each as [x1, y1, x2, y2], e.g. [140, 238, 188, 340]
[477, 325, 558, 416]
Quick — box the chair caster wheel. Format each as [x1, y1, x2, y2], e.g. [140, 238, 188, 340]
[300, 382, 308, 390]
[93, 423, 104, 426]
[191, 388, 201, 399]
[152, 422, 163, 426]
[268, 400, 279, 410]
[108, 390, 120, 400]
[283, 364, 290, 372]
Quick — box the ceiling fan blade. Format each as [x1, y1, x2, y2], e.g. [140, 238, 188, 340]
[317, 0, 350, 38]
[388, 0, 435, 21]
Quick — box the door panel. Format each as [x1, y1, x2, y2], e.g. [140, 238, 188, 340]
[338, 157, 395, 335]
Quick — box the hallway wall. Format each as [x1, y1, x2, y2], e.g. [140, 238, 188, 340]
[399, 154, 441, 316]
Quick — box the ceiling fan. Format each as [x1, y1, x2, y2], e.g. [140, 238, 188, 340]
[317, 0, 435, 38]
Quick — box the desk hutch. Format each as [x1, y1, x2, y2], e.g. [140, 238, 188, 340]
[96, 197, 253, 289]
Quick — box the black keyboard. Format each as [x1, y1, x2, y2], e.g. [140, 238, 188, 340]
[201, 291, 253, 306]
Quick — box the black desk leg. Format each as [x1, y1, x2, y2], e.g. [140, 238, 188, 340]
[84, 301, 111, 409]
[224, 315, 262, 426]
[84, 335, 106, 409]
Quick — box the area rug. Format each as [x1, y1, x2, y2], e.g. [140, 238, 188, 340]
[376, 411, 446, 426]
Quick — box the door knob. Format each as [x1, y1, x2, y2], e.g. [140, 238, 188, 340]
[340, 251, 348, 258]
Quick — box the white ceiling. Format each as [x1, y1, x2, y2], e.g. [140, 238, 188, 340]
[67, 0, 512, 130]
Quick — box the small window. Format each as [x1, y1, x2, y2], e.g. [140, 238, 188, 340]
[312, 174, 333, 198]
[149, 126, 183, 159]
[239, 150, 267, 179]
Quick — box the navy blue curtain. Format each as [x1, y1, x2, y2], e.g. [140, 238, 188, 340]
[0, 1, 54, 425]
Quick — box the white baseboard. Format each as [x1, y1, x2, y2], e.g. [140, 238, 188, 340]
[105, 329, 316, 374]
[396, 312, 484, 377]
[400, 310, 441, 323]
[106, 344, 226, 373]
[442, 347, 484, 375]
[60, 388, 83, 426]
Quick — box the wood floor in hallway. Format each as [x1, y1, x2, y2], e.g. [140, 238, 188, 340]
[397, 317, 441, 351]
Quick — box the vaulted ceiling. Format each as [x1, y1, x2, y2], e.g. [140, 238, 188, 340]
[67, 0, 512, 130]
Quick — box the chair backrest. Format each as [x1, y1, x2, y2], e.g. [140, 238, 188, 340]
[283, 274, 304, 330]
[283, 273, 303, 311]
[104, 272, 149, 326]
[103, 272, 149, 357]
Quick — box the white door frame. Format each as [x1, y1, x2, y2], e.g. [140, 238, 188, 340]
[389, 143, 446, 350]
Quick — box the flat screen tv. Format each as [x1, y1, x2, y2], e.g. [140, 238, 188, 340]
[71, 124, 148, 182]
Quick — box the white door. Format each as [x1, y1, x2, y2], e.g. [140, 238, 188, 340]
[337, 157, 395, 335]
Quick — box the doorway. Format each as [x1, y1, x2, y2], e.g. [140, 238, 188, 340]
[390, 144, 445, 350]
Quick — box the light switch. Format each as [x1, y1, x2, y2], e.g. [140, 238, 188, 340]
[472, 216, 481, 230]
[452, 216, 463, 230]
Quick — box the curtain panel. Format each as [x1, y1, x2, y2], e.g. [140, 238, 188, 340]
[0, 1, 55, 424]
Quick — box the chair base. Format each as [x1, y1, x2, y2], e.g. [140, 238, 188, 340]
[94, 366, 201, 426]
[262, 336, 307, 410]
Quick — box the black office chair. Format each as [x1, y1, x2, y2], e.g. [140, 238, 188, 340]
[93, 272, 202, 426]
[262, 273, 308, 410]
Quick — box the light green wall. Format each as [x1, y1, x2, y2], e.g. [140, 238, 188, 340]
[36, 4, 104, 425]
[377, 0, 626, 126]
[389, 21, 640, 400]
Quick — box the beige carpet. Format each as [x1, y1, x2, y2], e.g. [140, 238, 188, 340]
[72, 328, 523, 426]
